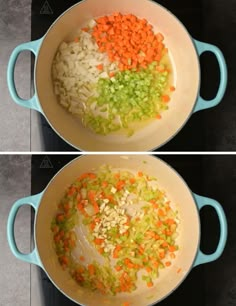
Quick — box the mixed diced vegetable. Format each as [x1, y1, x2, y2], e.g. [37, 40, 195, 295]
[51, 165, 179, 295]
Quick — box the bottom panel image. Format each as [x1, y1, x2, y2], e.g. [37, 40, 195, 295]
[0, 155, 235, 306]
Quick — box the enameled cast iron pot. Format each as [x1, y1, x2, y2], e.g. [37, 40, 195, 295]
[7, 155, 227, 306]
[7, 0, 227, 151]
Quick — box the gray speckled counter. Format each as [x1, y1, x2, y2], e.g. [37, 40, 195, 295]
[0, 155, 31, 306]
[0, 0, 31, 152]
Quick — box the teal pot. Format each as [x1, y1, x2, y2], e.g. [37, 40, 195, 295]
[8, 0, 227, 151]
[7, 155, 227, 305]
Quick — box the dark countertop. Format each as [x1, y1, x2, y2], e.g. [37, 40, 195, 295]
[31, 155, 235, 306]
[0, 0, 31, 151]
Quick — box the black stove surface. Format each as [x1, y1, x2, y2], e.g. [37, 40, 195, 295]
[31, 154, 235, 306]
[31, 0, 212, 152]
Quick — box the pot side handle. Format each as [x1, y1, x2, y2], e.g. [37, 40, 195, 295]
[193, 193, 227, 267]
[7, 192, 44, 267]
[193, 39, 228, 113]
[7, 38, 44, 112]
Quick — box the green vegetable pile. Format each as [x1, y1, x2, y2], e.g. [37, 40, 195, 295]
[84, 62, 170, 136]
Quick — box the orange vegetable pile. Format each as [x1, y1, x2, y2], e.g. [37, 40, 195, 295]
[92, 13, 167, 71]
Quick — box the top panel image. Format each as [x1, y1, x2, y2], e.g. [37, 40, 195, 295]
[2, 0, 234, 152]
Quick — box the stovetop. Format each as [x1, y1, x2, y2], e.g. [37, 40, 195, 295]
[31, 155, 205, 306]
[30, 0, 218, 152]
[30, 154, 235, 306]
[31, 154, 236, 306]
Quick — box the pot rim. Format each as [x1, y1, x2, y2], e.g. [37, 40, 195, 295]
[33, 0, 201, 152]
[34, 154, 201, 305]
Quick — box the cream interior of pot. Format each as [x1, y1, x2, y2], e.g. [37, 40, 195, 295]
[35, 0, 199, 151]
[35, 155, 200, 306]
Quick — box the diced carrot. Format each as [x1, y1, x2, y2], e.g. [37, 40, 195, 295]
[102, 181, 108, 187]
[109, 72, 115, 78]
[165, 261, 171, 267]
[156, 114, 162, 120]
[106, 194, 114, 202]
[153, 261, 159, 268]
[122, 302, 131, 306]
[68, 186, 77, 196]
[69, 239, 76, 248]
[129, 177, 136, 184]
[114, 173, 120, 179]
[166, 230, 172, 236]
[88, 190, 95, 199]
[170, 253, 176, 259]
[113, 245, 122, 258]
[77, 266, 85, 274]
[115, 265, 122, 271]
[168, 245, 176, 252]
[159, 251, 165, 259]
[63, 203, 70, 213]
[156, 33, 164, 42]
[137, 171, 143, 177]
[146, 267, 152, 273]
[56, 214, 64, 222]
[155, 54, 162, 61]
[64, 239, 69, 247]
[74, 37, 79, 43]
[89, 173, 97, 179]
[88, 264, 95, 275]
[116, 180, 125, 190]
[96, 64, 104, 71]
[165, 205, 171, 212]
[54, 234, 60, 243]
[124, 258, 131, 265]
[139, 246, 144, 255]
[162, 95, 170, 103]
[158, 208, 165, 217]
[77, 203, 84, 211]
[76, 273, 84, 283]
[94, 217, 101, 223]
[147, 281, 153, 288]
[79, 256, 85, 261]
[165, 218, 175, 226]
[98, 247, 104, 254]
[82, 27, 89, 32]
[90, 221, 96, 231]
[93, 201, 100, 214]
[170, 86, 176, 92]
[79, 172, 90, 179]
[177, 268, 182, 274]
[145, 231, 156, 238]
[127, 262, 135, 269]
[150, 200, 158, 209]
[60, 255, 69, 266]
[94, 238, 104, 245]
[52, 225, 59, 234]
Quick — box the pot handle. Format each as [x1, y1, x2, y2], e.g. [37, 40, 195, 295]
[7, 192, 44, 267]
[7, 38, 44, 112]
[193, 193, 227, 267]
[193, 39, 228, 113]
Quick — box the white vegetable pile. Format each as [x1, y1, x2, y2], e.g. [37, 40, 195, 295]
[52, 20, 118, 116]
